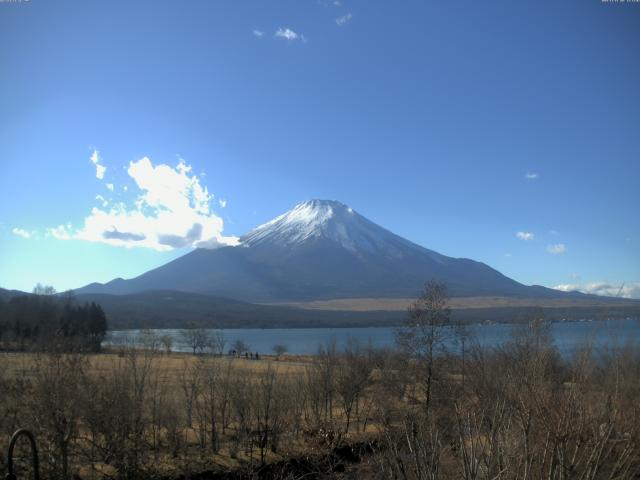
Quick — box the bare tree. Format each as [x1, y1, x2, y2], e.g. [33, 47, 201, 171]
[206, 330, 226, 356]
[336, 340, 372, 433]
[314, 340, 338, 425]
[196, 357, 226, 452]
[252, 366, 289, 464]
[180, 359, 202, 428]
[139, 329, 160, 351]
[32, 283, 57, 296]
[231, 339, 250, 356]
[273, 344, 288, 359]
[396, 280, 454, 415]
[229, 373, 253, 459]
[159, 334, 173, 355]
[29, 353, 87, 480]
[181, 323, 210, 355]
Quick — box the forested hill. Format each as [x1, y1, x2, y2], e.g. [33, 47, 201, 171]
[0, 289, 108, 351]
[73, 290, 404, 329]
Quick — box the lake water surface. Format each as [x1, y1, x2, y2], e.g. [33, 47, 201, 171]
[107, 318, 640, 356]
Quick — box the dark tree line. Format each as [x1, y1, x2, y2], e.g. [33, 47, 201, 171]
[0, 285, 107, 352]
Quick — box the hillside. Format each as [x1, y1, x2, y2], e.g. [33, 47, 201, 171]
[74, 290, 404, 329]
[75, 200, 587, 302]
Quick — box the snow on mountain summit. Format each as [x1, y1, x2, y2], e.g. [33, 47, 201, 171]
[242, 200, 353, 247]
[241, 199, 442, 260]
[76, 199, 567, 301]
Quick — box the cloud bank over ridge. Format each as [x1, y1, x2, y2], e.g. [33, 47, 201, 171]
[554, 281, 640, 299]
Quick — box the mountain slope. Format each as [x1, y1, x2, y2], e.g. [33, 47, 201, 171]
[74, 290, 405, 329]
[0, 287, 29, 301]
[75, 290, 640, 330]
[75, 200, 581, 302]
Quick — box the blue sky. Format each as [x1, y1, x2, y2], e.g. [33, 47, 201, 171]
[0, 0, 639, 297]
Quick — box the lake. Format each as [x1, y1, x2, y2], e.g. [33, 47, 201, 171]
[106, 318, 640, 356]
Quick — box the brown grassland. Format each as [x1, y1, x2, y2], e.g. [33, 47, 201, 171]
[1, 317, 639, 480]
[268, 296, 640, 311]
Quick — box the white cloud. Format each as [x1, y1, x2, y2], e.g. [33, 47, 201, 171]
[547, 243, 567, 255]
[218, 198, 227, 208]
[275, 28, 306, 42]
[106, 183, 114, 191]
[90, 149, 106, 180]
[336, 13, 352, 25]
[504, 253, 512, 257]
[48, 224, 72, 240]
[253, 29, 264, 37]
[12, 227, 32, 239]
[516, 231, 534, 241]
[525, 172, 538, 180]
[96, 195, 109, 207]
[553, 282, 640, 299]
[53, 156, 239, 251]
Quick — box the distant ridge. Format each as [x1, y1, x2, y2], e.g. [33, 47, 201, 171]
[2, 287, 638, 330]
[0, 287, 28, 301]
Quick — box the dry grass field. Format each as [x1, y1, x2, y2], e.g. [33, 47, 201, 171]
[0, 349, 312, 390]
[269, 295, 640, 311]
[1, 320, 639, 480]
[0, 347, 380, 480]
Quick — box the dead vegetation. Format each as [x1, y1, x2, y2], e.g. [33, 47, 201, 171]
[0, 286, 638, 479]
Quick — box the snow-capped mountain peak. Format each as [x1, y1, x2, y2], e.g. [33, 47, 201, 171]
[240, 199, 430, 259]
[242, 200, 351, 247]
[75, 198, 572, 302]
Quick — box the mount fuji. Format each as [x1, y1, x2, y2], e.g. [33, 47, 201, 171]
[75, 199, 574, 303]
